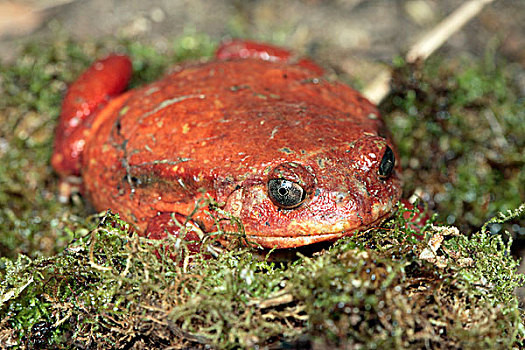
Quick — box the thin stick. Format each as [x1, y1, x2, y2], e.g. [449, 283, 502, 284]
[363, 0, 496, 105]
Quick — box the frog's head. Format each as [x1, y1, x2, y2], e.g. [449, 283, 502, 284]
[222, 134, 402, 249]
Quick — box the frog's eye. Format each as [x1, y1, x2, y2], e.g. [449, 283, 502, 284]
[268, 179, 306, 209]
[378, 145, 395, 180]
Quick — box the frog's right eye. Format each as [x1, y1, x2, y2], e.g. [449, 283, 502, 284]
[268, 179, 306, 209]
[378, 145, 395, 180]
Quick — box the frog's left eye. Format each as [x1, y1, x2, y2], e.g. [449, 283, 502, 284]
[378, 145, 395, 180]
[268, 179, 306, 209]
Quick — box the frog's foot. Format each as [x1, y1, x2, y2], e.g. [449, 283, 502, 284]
[216, 39, 324, 75]
[51, 55, 132, 178]
[145, 213, 217, 258]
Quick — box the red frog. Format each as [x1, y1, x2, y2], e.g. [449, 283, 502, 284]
[51, 40, 402, 249]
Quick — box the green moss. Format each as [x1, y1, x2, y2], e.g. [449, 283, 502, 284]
[1, 205, 523, 348]
[0, 35, 524, 348]
[0, 38, 90, 259]
[382, 54, 525, 233]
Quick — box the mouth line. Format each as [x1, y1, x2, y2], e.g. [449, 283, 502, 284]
[245, 213, 392, 249]
[245, 231, 356, 249]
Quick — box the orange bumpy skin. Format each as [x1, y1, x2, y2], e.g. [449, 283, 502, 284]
[52, 41, 402, 249]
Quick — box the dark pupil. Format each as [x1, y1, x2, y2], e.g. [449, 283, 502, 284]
[378, 146, 395, 179]
[268, 179, 305, 209]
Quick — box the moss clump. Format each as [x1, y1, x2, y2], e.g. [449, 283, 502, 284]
[382, 54, 525, 234]
[1, 205, 524, 348]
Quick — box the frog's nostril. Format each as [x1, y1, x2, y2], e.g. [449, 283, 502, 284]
[335, 192, 347, 203]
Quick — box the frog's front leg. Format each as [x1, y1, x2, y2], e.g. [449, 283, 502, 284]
[51, 55, 132, 179]
[215, 39, 324, 75]
[145, 213, 213, 256]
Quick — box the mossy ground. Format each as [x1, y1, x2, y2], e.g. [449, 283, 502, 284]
[0, 34, 524, 348]
[383, 53, 525, 234]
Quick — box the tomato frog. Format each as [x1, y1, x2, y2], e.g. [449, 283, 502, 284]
[51, 39, 402, 250]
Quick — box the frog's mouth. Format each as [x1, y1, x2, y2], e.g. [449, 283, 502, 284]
[244, 211, 393, 249]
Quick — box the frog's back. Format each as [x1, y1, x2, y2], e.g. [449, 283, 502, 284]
[82, 59, 395, 234]
[88, 60, 382, 165]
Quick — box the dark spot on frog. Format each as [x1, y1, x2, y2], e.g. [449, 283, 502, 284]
[115, 118, 122, 135]
[127, 175, 143, 187]
[279, 147, 294, 154]
[265, 221, 270, 227]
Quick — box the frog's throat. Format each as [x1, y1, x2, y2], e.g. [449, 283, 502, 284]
[245, 211, 393, 249]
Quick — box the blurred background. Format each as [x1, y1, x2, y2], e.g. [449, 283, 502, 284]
[0, 0, 524, 85]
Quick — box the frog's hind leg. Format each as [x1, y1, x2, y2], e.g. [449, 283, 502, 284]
[51, 55, 132, 179]
[216, 39, 324, 75]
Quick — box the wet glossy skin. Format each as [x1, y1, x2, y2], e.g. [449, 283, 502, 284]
[52, 41, 402, 249]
